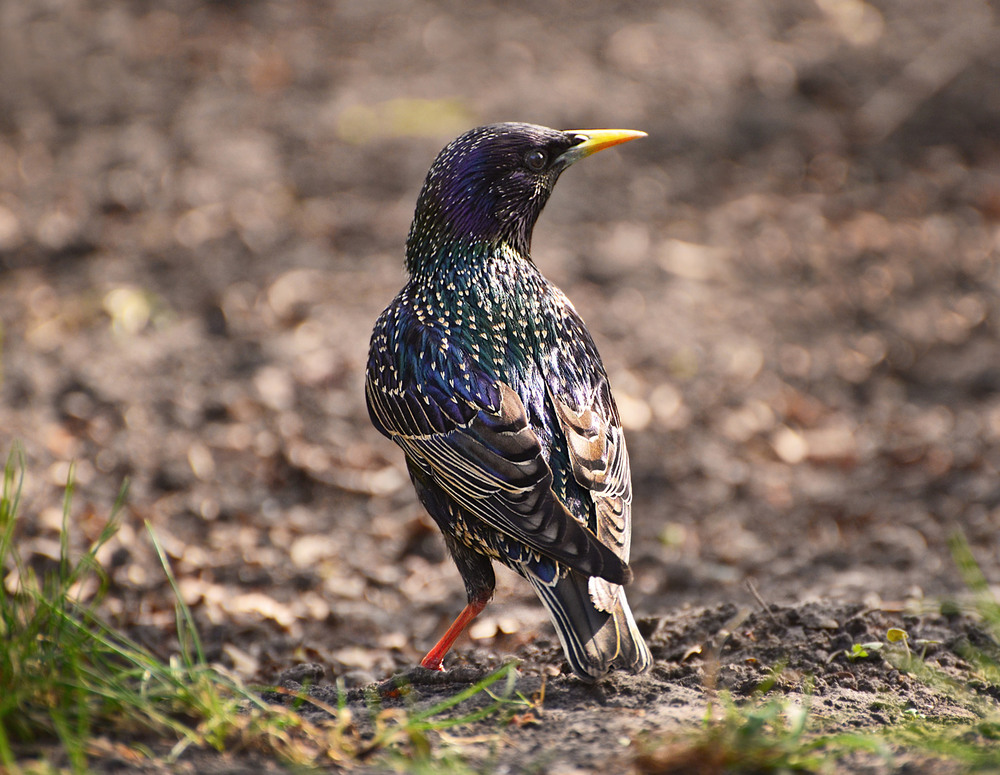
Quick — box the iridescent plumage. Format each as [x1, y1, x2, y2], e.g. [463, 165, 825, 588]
[366, 122, 651, 680]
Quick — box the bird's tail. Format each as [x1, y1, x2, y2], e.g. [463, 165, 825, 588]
[527, 570, 652, 681]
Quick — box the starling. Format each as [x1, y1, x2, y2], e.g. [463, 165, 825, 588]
[366, 122, 652, 681]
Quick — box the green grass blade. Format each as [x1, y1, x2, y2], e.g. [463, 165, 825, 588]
[0, 444, 25, 577]
[145, 520, 206, 666]
[58, 462, 76, 585]
[949, 531, 1000, 635]
[408, 661, 519, 723]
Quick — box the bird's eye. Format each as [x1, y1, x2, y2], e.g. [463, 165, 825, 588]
[524, 149, 547, 171]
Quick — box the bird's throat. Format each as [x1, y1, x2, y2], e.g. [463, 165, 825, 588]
[403, 238, 557, 379]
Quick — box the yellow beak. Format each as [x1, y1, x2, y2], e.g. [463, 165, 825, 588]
[555, 129, 647, 167]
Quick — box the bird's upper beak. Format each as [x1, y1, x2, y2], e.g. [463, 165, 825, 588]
[555, 129, 647, 169]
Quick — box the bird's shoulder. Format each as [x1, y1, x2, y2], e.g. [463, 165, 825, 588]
[535, 293, 619, 431]
[366, 287, 501, 439]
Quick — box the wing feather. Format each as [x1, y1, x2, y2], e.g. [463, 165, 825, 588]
[366, 323, 630, 584]
[543, 306, 635, 611]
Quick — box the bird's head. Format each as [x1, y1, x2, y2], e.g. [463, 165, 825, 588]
[406, 122, 646, 269]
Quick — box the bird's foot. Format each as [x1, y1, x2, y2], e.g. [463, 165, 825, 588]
[368, 663, 496, 700]
[419, 655, 446, 672]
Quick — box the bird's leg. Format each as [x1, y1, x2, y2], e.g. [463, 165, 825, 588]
[419, 588, 491, 671]
[420, 536, 496, 671]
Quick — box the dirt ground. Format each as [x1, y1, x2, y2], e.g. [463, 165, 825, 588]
[2, 0, 1000, 771]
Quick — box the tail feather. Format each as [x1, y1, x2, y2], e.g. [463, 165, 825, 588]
[527, 570, 651, 681]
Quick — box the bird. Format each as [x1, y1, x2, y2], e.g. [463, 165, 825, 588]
[365, 122, 652, 681]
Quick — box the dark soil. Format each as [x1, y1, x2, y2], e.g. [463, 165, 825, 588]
[3, 0, 1000, 772]
[266, 604, 997, 773]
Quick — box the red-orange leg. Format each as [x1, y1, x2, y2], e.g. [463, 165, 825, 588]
[420, 594, 490, 671]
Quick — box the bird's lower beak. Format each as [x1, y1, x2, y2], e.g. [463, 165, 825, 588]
[555, 129, 647, 168]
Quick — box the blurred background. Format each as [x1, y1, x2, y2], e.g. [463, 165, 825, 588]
[1, 0, 999, 682]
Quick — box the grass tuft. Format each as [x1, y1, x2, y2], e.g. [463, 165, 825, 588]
[0, 444, 521, 772]
[635, 533, 1000, 774]
[879, 532, 1000, 770]
[635, 671, 887, 775]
